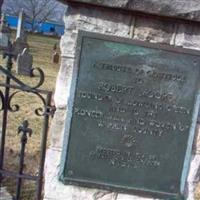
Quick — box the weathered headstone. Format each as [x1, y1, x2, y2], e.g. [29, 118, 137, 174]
[0, 14, 11, 38]
[0, 32, 9, 49]
[52, 52, 60, 64]
[13, 37, 29, 57]
[52, 43, 60, 64]
[16, 48, 33, 76]
[14, 10, 32, 75]
[59, 31, 200, 199]
[0, 14, 11, 50]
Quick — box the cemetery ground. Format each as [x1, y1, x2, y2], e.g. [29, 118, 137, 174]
[1, 33, 200, 200]
[0, 31, 60, 199]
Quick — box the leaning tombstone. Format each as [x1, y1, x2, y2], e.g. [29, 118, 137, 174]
[16, 48, 33, 76]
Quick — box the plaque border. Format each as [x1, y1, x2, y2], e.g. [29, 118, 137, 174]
[59, 30, 200, 199]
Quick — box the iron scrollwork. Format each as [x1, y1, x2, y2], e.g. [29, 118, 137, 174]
[0, 43, 56, 200]
[0, 89, 5, 111]
[0, 62, 52, 115]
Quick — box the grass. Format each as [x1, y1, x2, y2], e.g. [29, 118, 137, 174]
[1, 32, 200, 200]
[0, 31, 60, 199]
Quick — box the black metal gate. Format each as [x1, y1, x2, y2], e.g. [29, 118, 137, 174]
[0, 43, 55, 200]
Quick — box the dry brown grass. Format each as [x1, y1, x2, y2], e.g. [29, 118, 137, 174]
[1, 31, 200, 200]
[0, 31, 60, 199]
[195, 183, 200, 200]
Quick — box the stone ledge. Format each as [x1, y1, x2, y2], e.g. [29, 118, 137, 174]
[58, 0, 200, 23]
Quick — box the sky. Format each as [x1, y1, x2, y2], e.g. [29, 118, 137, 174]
[2, 0, 66, 23]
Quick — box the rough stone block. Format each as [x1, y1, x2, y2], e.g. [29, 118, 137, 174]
[65, 5, 132, 37]
[175, 24, 200, 50]
[59, 0, 200, 22]
[117, 194, 154, 200]
[134, 16, 176, 44]
[185, 154, 200, 200]
[44, 149, 110, 200]
[193, 125, 200, 155]
[54, 58, 74, 108]
[49, 108, 66, 149]
[60, 30, 77, 58]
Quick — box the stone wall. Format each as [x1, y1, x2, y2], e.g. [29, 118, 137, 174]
[44, 3, 200, 200]
[62, 0, 200, 22]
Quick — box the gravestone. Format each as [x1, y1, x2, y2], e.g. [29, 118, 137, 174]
[0, 14, 11, 38]
[16, 48, 33, 76]
[52, 43, 60, 64]
[52, 52, 60, 64]
[13, 10, 28, 56]
[0, 32, 9, 49]
[14, 10, 32, 75]
[59, 31, 200, 199]
[13, 37, 29, 58]
[0, 14, 11, 50]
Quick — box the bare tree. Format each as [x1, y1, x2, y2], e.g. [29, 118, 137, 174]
[0, 0, 4, 16]
[3, 0, 61, 31]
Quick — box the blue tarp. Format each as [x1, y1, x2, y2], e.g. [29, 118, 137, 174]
[5, 15, 65, 36]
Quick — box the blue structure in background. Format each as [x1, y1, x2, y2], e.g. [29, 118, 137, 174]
[6, 15, 18, 27]
[5, 15, 64, 36]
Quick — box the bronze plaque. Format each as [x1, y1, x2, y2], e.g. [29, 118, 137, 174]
[60, 31, 200, 199]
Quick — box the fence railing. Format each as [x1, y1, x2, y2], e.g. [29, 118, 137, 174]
[0, 42, 55, 200]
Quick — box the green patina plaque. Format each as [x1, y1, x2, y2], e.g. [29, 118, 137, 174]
[60, 31, 200, 199]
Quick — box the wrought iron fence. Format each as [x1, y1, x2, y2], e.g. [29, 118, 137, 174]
[0, 42, 55, 200]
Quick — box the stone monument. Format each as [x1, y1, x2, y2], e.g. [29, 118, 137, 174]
[52, 52, 60, 64]
[59, 30, 200, 199]
[44, 1, 200, 200]
[52, 43, 60, 64]
[16, 48, 33, 76]
[0, 14, 11, 50]
[14, 10, 32, 75]
[13, 10, 28, 56]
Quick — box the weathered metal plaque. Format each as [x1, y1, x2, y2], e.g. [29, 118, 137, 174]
[60, 31, 200, 199]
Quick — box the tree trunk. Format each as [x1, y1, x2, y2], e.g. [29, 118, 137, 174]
[0, 0, 3, 16]
[31, 19, 35, 32]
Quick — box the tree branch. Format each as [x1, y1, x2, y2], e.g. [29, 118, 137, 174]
[3, 0, 61, 30]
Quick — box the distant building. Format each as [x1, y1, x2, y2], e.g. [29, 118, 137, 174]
[5, 15, 65, 36]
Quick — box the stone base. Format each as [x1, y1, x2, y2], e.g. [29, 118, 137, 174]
[44, 148, 200, 200]
[44, 149, 154, 200]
